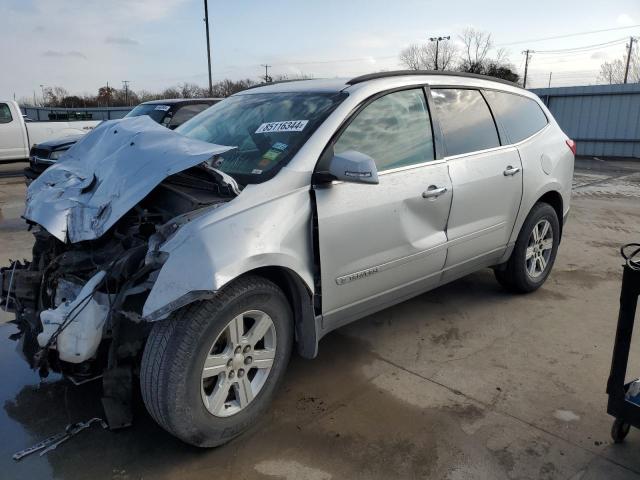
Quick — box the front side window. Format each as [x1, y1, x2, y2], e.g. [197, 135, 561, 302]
[176, 92, 346, 184]
[483, 90, 548, 143]
[169, 103, 211, 128]
[431, 89, 500, 156]
[0, 103, 13, 124]
[334, 89, 434, 171]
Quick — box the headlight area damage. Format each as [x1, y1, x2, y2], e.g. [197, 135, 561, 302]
[0, 116, 237, 428]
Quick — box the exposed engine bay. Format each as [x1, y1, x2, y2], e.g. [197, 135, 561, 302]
[0, 117, 238, 426]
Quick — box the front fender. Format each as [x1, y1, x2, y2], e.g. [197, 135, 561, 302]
[142, 188, 314, 320]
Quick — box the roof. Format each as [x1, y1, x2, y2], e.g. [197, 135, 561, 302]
[237, 79, 349, 94]
[140, 98, 223, 105]
[237, 71, 523, 96]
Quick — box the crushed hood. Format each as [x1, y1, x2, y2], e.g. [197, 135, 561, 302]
[25, 116, 235, 243]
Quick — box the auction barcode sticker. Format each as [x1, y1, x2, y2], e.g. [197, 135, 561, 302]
[255, 120, 308, 134]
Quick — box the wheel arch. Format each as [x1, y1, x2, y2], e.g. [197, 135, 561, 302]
[235, 266, 319, 359]
[536, 190, 564, 239]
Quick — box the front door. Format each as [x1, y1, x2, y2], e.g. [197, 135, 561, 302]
[314, 88, 452, 329]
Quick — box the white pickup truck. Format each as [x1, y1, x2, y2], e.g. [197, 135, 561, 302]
[0, 100, 100, 161]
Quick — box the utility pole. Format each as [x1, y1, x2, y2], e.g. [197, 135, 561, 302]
[39, 84, 46, 106]
[522, 50, 533, 88]
[122, 80, 130, 106]
[261, 64, 272, 83]
[106, 81, 110, 108]
[623, 36, 636, 84]
[203, 0, 213, 96]
[429, 36, 450, 71]
[548, 72, 552, 88]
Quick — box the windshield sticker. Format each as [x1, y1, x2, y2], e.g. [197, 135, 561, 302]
[255, 120, 308, 134]
[262, 149, 281, 162]
[258, 146, 285, 168]
[251, 169, 263, 174]
[154, 105, 171, 111]
[272, 142, 288, 151]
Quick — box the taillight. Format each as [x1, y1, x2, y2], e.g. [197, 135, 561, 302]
[566, 139, 576, 155]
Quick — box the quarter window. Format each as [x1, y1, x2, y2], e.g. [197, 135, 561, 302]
[0, 103, 13, 124]
[483, 90, 548, 143]
[431, 89, 500, 156]
[334, 89, 434, 171]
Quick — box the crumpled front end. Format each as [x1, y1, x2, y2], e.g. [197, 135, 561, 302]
[1, 116, 238, 386]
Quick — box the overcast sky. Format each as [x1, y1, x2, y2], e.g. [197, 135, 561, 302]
[1, 0, 639, 101]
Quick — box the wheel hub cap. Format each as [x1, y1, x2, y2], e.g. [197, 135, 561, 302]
[526, 219, 553, 279]
[200, 309, 277, 417]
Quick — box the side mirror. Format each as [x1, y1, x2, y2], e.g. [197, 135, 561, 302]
[327, 150, 379, 185]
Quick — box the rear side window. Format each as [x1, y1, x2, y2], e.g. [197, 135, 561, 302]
[334, 89, 434, 171]
[483, 90, 548, 143]
[0, 103, 13, 124]
[431, 89, 500, 156]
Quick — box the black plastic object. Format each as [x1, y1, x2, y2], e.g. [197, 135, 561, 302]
[606, 243, 640, 443]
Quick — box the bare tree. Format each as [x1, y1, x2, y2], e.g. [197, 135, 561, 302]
[42, 86, 69, 106]
[598, 48, 640, 84]
[399, 43, 428, 70]
[399, 41, 457, 70]
[459, 27, 492, 73]
[180, 82, 203, 98]
[425, 40, 457, 70]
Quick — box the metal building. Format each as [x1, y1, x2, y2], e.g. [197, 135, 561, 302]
[530, 83, 640, 158]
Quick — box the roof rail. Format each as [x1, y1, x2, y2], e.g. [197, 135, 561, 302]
[346, 70, 522, 89]
[244, 79, 308, 91]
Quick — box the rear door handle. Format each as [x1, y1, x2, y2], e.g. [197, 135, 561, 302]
[503, 165, 521, 176]
[422, 185, 448, 199]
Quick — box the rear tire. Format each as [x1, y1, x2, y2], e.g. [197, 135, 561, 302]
[494, 202, 560, 293]
[140, 275, 293, 447]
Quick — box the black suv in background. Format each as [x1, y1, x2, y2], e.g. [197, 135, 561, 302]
[25, 98, 222, 181]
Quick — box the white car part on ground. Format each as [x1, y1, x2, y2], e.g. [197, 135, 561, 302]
[37, 270, 109, 363]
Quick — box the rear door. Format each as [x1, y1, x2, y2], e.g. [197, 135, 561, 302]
[430, 88, 523, 271]
[314, 88, 452, 328]
[0, 103, 28, 160]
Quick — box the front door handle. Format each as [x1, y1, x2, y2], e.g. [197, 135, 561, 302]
[422, 185, 448, 199]
[503, 165, 521, 176]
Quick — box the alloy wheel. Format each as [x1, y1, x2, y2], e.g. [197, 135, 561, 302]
[200, 310, 276, 417]
[525, 219, 553, 278]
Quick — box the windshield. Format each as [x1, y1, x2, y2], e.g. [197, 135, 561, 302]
[125, 104, 171, 123]
[176, 92, 347, 184]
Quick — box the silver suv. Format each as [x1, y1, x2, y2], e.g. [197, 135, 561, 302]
[1, 71, 574, 447]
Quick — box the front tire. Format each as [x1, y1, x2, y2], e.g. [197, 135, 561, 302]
[494, 202, 560, 293]
[140, 276, 293, 447]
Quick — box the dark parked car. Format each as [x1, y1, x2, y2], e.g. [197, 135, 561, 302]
[24, 98, 222, 181]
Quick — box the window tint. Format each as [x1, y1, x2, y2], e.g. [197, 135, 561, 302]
[169, 103, 211, 127]
[0, 103, 13, 124]
[431, 89, 499, 156]
[334, 89, 434, 171]
[483, 90, 548, 143]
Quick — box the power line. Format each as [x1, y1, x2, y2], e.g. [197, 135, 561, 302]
[534, 38, 627, 54]
[260, 64, 272, 83]
[122, 80, 130, 106]
[624, 37, 636, 83]
[522, 49, 533, 88]
[203, 0, 213, 96]
[497, 24, 640, 46]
